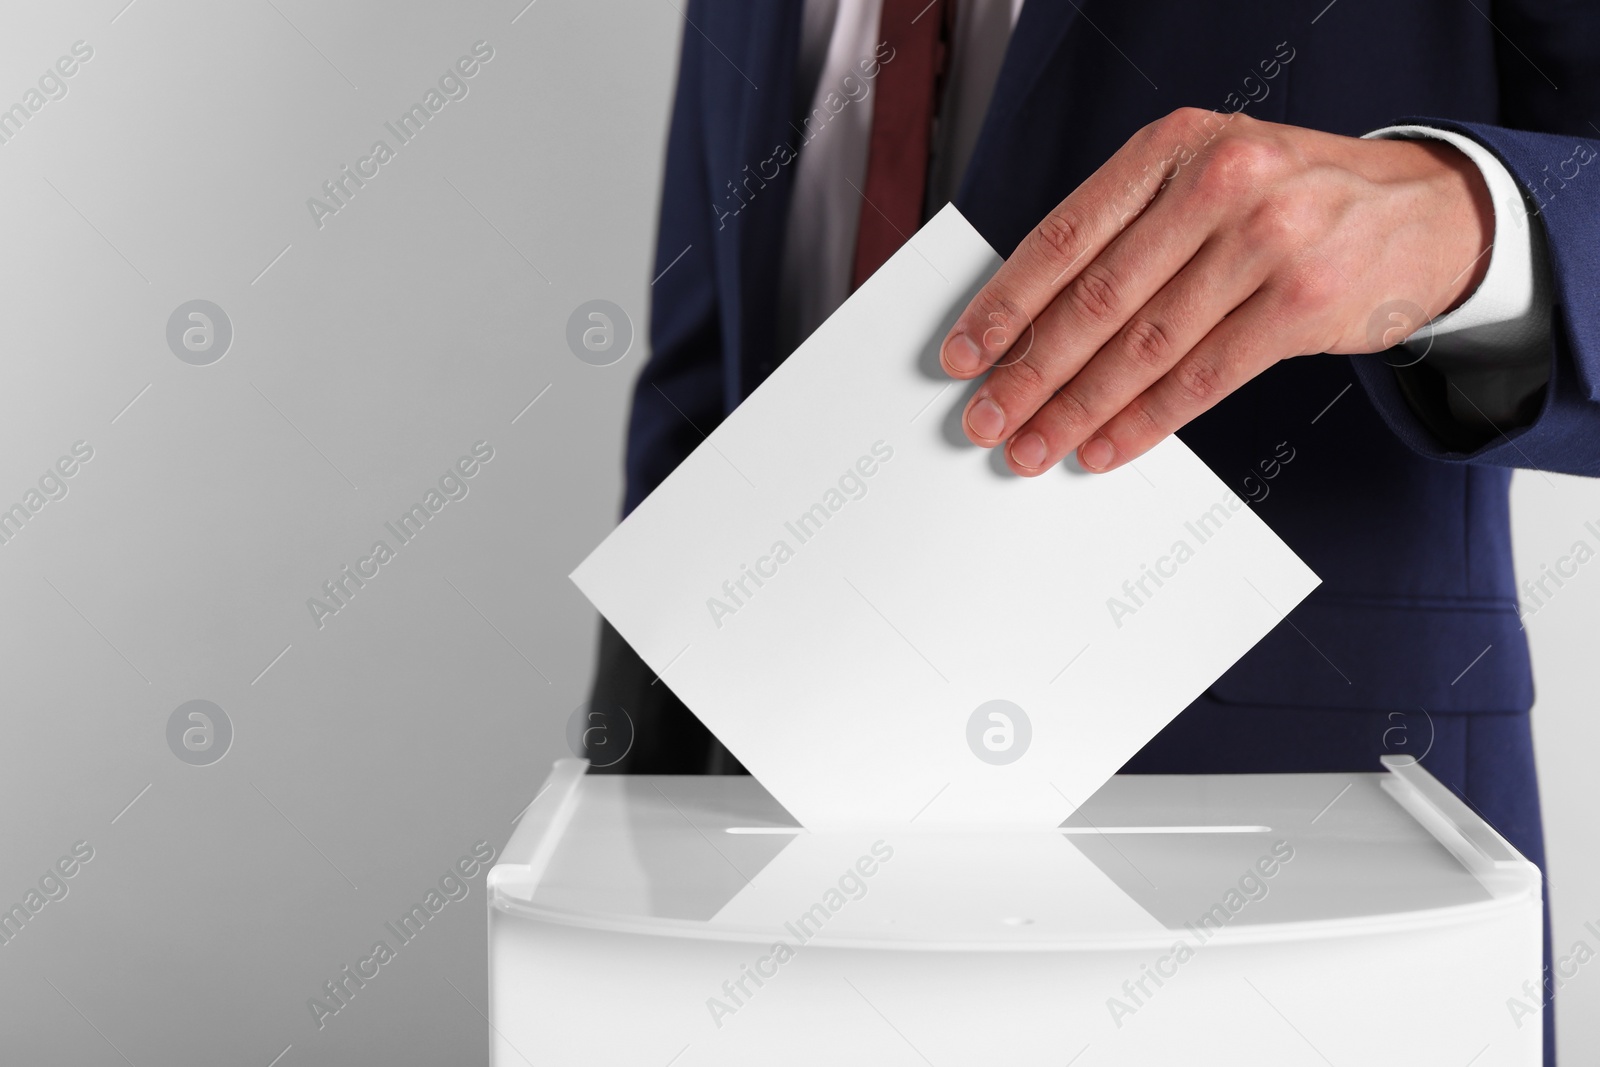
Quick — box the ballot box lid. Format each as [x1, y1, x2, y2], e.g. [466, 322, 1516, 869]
[487, 757, 1539, 951]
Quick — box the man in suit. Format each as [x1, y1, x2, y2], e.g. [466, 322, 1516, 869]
[589, 2, 1600, 1059]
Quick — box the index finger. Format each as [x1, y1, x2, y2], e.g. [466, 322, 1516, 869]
[938, 109, 1200, 378]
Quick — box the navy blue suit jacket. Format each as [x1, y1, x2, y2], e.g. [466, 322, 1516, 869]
[625, 1, 1600, 720]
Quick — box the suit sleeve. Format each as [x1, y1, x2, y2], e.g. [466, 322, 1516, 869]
[1350, 121, 1600, 475]
[1348, 0, 1600, 476]
[622, 4, 727, 516]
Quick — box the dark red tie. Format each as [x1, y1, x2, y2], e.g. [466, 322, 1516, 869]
[850, 0, 957, 291]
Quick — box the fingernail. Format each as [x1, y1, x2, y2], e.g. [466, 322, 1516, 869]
[942, 331, 981, 374]
[1080, 436, 1115, 471]
[966, 396, 1006, 441]
[1010, 432, 1047, 469]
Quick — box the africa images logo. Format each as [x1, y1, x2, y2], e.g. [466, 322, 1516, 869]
[705, 441, 894, 630]
[306, 41, 496, 230]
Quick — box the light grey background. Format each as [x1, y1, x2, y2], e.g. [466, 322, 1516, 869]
[0, 1, 672, 1064]
[0, 1, 1593, 1064]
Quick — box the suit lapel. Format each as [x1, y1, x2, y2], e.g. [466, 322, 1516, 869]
[955, 1, 1083, 210]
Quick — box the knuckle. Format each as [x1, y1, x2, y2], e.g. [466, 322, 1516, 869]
[1197, 135, 1281, 199]
[1045, 385, 1095, 434]
[1119, 393, 1166, 440]
[1171, 356, 1225, 407]
[1278, 263, 1341, 313]
[1243, 202, 1297, 252]
[1156, 107, 1211, 138]
[1000, 346, 1050, 395]
[1120, 318, 1173, 371]
[1032, 209, 1085, 264]
[1064, 265, 1121, 326]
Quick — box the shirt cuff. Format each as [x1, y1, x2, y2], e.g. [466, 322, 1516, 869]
[1363, 124, 1552, 431]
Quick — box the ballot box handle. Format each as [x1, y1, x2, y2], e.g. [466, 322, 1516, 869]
[1379, 754, 1536, 897]
[488, 758, 588, 900]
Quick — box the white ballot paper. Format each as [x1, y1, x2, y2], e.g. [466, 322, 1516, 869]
[572, 204, 1320, 829]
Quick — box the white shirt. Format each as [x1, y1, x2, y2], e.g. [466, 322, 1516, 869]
[779, 0, 1551, 427]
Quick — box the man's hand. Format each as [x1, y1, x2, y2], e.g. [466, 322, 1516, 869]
[940, 108, 1494, 474]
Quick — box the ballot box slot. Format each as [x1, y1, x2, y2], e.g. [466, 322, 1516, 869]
[724, 825, 1278, 834]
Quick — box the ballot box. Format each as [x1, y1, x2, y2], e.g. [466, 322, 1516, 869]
[487, 757, 1541, 1065]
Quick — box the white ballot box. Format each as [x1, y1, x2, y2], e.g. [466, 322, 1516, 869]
[487, 758, 1541, 1065]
